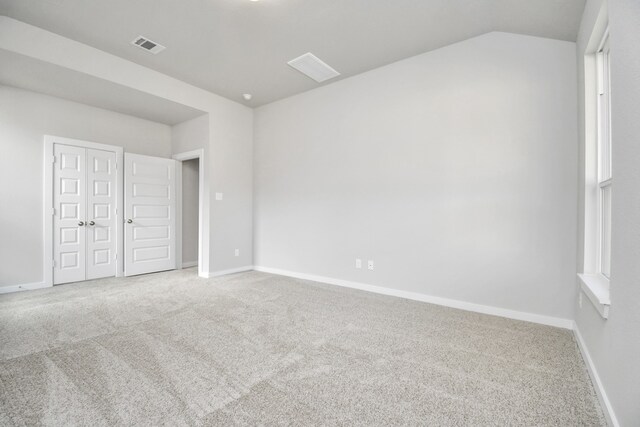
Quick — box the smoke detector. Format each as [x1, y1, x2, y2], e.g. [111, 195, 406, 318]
[287, 53, 340, 83]
[131, 36, 166, 54]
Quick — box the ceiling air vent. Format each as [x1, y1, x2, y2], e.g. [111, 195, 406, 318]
[131, 36, 166, 54]
[287, 53, 340, 83]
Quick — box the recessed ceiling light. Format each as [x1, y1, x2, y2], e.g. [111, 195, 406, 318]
[243, 94, 252, 101]
[287, 52, 340, 83]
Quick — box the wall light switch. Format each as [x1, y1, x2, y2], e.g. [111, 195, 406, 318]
[235, 249, 240, 257]
[215, 192, 223, 200]
[355, 259, 362, 269]
[368, 260, 374, 271]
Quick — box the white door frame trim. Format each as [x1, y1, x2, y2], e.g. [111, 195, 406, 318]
[173, 149, 207, 278]
[44, 135, 124, 287]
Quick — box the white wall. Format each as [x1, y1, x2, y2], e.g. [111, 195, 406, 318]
[172, 114, 209, 155]
[254, 32, 578, 322]
[181, 159, 199, 266]
[209, 106, 254, 272]
[0, 85, 171, 287]
[171, 103, 253, 275]
[575, 0, 640, 425]
[171, 112, 253, 274]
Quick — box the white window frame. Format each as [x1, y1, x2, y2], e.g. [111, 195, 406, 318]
[579, 27, 611, 319]
[595, 33, 612, 279]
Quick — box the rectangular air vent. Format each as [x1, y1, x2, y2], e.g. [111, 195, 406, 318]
[131, 36, 166, 54]
[287, 53, 340, 83]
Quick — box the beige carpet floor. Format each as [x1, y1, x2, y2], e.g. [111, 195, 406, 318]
[0, 268, 604, 426]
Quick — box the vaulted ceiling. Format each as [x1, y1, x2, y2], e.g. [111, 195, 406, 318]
[0, 0, 586, 107]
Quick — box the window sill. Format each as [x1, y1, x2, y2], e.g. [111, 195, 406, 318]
[578, 273, 610, 319]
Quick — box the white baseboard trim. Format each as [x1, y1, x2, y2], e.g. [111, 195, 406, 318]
[207, 266, 254, 278]
[0, 282, 50, 294]
[182, 261, 198, 269]
[573, 325, 619, 427]
[253, 266, 573, 329]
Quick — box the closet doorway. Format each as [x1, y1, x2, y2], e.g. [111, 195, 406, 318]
[180, 158, 199, 269]
[44, 135, 182, 286]
[173, 149, 206, 278]
[44, 135, 124, 286]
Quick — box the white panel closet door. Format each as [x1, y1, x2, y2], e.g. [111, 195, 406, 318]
[124, 153, 176, 276]
[53, 144, 87, 285]
[86, 149, 117, 280]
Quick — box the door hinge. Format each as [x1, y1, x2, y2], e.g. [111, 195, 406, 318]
[51, 207, 55, 216]
[52, 155, 56, 164]
[52, 259, 56, 268]
[114, 253, 118, 260]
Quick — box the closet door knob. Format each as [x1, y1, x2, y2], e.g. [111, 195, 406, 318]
[78, 221, 85, 226]
[89, 221, 95, 226]
[127, 219, 133, 224]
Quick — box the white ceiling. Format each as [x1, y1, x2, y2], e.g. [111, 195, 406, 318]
[0, 49, 205, 125]
[0, 0, 586, 107]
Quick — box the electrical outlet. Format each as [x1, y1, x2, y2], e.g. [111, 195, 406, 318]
[368, 260, 374, 271]
[215, 192, 223, 201]
[235, 249, 240, 257]
[355, 259, 362, 269]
